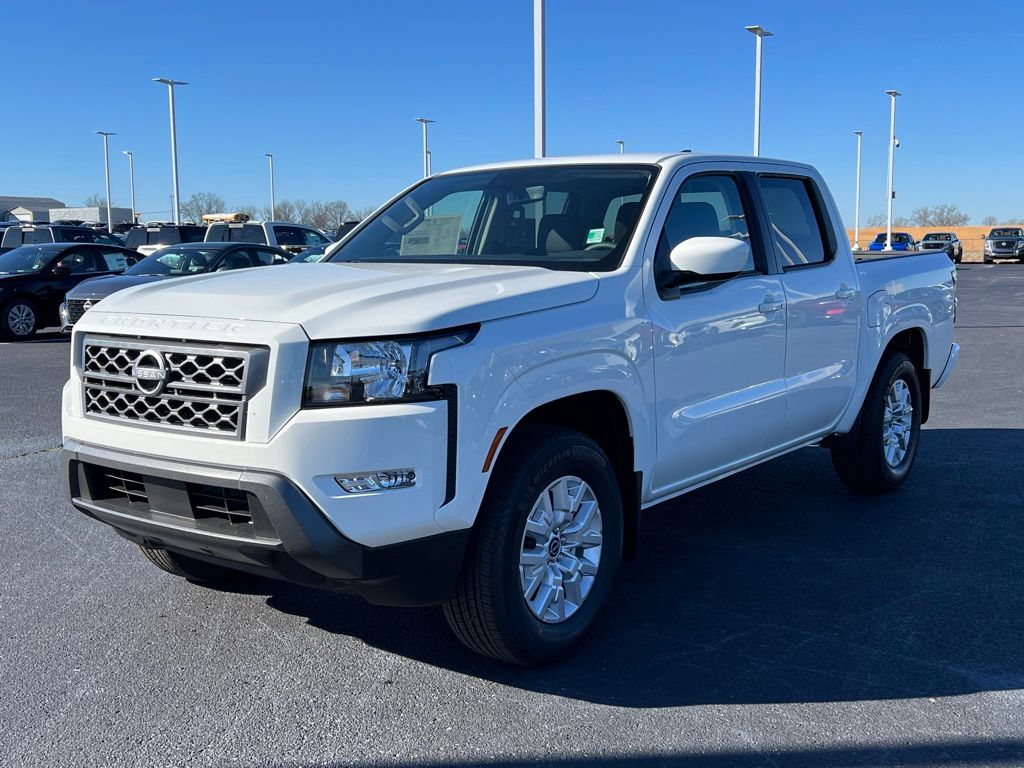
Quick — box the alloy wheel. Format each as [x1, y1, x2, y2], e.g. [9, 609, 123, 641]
[519, 475, 603, 624]
[882, 379, 914, 467]
[7, 303, 35, 336]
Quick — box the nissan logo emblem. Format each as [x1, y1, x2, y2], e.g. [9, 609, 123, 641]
[82, 300, 94, 312]
[132, 349, 167, 395]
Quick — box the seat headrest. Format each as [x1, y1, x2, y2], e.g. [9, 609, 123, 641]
[613, 202, 641, 243]
[539, 213, 582, 253]
[665, 201, 721, 244]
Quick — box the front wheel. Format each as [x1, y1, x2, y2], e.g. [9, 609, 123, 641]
[443, 426, 623, 665]
[2, 298, 38, 339]
[830, 352, 922, 494]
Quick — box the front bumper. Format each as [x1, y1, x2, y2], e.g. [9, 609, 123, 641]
[62, 440, 470, 606]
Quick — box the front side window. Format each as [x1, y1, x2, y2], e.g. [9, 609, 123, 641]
[655, 174, 756, 283]
[759, 176, 832, 267]
[329, 164, 656, 272]
[126, 248, 220, 275]
[254, 248, 289, 266]
[54, 249, 96, 274]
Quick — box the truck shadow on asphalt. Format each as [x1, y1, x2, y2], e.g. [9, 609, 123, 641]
[259, 427, 1024, 708]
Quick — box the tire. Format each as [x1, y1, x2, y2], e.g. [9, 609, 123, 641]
[443, 425, 623, 665]
[2, 297, 38, 339]
[138, 544, 244, 584]
[983, 257, 992, 264]
[830, 352, 922, 494]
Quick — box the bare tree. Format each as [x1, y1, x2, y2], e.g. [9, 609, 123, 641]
[982, 215, 999, 226]
[261, 199, 297, 221]
[83, 192, 108, 208]
[866, 213, 886, 227]
[349, 205, 377, 221]
[893, 216, 910, 227]
[179, 192, 226, 223]
[235, 203, 262, 219]
[929, 204, 970, 226]
[911, 206, 933, 226]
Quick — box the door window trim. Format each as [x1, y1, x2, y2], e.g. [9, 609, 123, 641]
[652, 169, 770, 300]
[754, 173, 837, 272]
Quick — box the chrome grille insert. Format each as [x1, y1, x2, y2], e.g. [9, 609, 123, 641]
[81, 337, 266, 439]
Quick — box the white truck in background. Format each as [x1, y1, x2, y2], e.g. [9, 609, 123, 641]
[62, 153, 958, 665]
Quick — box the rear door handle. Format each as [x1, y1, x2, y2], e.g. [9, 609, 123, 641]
[836, 286, 858, 300]
[758, 300, 784, 314]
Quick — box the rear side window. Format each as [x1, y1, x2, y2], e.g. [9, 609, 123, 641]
[273, 226, 327, 247]
[180, 226, 206, 243]
[759, 176, 833, 268]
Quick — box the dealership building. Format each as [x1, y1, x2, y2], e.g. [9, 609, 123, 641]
[0, 195, 66, 222]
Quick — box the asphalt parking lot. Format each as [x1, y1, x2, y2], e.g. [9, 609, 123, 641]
[1, 265, 1023, 768]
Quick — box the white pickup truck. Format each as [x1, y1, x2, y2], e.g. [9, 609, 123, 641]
[62, 153, 959, 665]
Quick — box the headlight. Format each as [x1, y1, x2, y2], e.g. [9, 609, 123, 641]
[303, 328, 475, 406]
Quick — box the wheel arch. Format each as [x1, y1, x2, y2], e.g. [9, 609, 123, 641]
[883, 326, 930, 423]
[497, 390, 642, 561]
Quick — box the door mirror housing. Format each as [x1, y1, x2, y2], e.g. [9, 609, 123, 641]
[51, 264, 71, 277]
[668, 237, 751, 283]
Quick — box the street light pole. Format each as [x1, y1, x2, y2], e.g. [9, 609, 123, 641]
[415, 118, 435, 178]
[534, 0, 546, 158]
[853, 131, 863, 250]
[265, 153, 276, 220]
[95, 131, 115, 232]
[615, 139, 625, 154]
[884, 89, 901, 250]
[153, 77, 188, 224]
[122, 150, 136, 224]
[745, 25, 773, 156]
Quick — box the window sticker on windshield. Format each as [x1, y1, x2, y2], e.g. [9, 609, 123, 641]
[586, 227, 605, 245]
[400, 215, 463, 256]
[102, 253, 128, 271]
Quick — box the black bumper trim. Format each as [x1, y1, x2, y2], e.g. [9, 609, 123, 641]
[62, 440, 471, 607]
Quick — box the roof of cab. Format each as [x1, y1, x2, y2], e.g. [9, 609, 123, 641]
[439, 152, 818, 176]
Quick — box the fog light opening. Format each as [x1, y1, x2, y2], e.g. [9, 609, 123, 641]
[335, 469, 417, 494]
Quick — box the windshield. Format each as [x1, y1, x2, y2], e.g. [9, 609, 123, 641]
[329, 164, 657, 271]
[125, 247, 221, 276]
[990, 228, 1023, 237]
[0, 245, 61, 273]
[924, 233, 951, 241]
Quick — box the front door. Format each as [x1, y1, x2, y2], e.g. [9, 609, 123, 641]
[646, 170, 788, 496]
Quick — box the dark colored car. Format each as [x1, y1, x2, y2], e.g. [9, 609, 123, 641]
[123, 224, 207, 256]
[0, 225, 123, 254]
[0, 243, 137, 339]
[61, 242, 292, 330]
[868, 232, 917, 252]
[983, 227, 1024, 263]
[919, 232, 963, 263]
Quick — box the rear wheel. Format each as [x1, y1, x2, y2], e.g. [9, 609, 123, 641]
[2, 298, 38, 339]
[138, 545, 244, 584]
[443, 426, 623, 665]
[830, 352, 922, 494]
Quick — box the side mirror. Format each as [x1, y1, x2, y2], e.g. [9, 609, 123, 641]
[668, 237, 751, 282]
[52, 264, 71, 277]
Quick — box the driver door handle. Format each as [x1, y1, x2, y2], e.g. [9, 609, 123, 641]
[758, 300, 784, 314]
[836, 285, 858, 300]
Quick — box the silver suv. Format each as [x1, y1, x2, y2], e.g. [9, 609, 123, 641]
[983, 227, 1024, 263]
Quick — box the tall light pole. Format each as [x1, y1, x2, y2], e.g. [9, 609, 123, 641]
[122, 150, 136, 224]
[426, 149, 432, 176]
[264, 153, 276, 220]
[884, 89, 901, 250]
[153, 77, 188, 224]
[415, 118, 435, 178]
[615, 139, 625, 154]
[95, 131, 115, 232]
[853, 131, 863, 250]
[745, 25, 773, 156]
[534, 0, 546, 157]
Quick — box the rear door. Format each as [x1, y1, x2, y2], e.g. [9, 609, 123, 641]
[645, 166, 788, 495]
[754, 173, 862, 442]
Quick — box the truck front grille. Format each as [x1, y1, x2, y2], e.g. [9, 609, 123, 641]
[81, 337, 265, 439]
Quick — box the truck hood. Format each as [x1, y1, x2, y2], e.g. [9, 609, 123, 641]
[89, 262, 600, 338]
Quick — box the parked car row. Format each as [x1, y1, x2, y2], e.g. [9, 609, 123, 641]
[0, 210, 368, 338]
[865, 231, 963, 262]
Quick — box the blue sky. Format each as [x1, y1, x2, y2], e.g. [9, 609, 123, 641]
[4, 0, 1022, 224]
